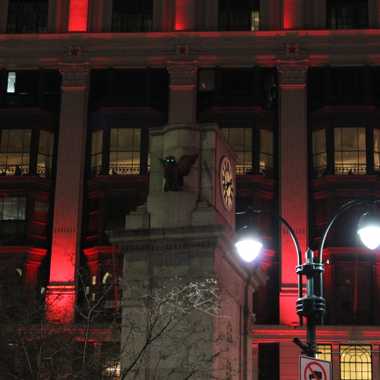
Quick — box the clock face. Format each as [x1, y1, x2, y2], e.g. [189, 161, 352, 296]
[220, 156, 234, 210]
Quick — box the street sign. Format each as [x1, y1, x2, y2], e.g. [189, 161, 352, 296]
[300, 355, 332, 380]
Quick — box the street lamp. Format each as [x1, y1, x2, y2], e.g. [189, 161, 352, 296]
[235, 200, 380, 361]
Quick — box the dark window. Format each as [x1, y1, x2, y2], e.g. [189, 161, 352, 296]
[37, 130, 54, 177]
[7, 0, 48, 33]
[334, 128, 366, 175]
[0, 197, 26, 220]
[328, 0, 368, 29]
[111, 0, 153, 32]
[1, 70, 61, 110]
[198, 68, 277, 112]
[219, 0, 260, 31]
[89, 128, 148, 177]
[0, 129, 55, 177]
[308, 67, 379, 109]
[89, 69, 169, 114]
[222, 128, 253, 175]
[0, 197, 27, 243]
[109, 128, 141, 175]
[258, 343, 279, 380]
[90, 130, 103, 176]
[0, 129, 31, 175]
[311, 127, 374, 177]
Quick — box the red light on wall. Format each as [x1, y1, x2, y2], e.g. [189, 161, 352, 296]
[46, 285, 76, 324]
[175, 0, 191, 31]
[283, 0, 296, 29]
[68, 0, 89, 32]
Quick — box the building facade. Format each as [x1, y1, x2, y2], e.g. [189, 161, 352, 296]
[1, 0, 380, 378]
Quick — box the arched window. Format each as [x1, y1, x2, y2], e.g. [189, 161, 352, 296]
[340, 345, 372, 380]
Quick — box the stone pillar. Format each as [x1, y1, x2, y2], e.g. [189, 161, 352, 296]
[174, 0, 195, 30]
[153, 0, 175, 32]
[280, 342, 299, 380]
[0, 0, 9, 33]
[45, 64, 89, 324]
[282, 0, 305, 29]
[24, 248, 47, 289]
[332, 343, 340, 380]
[252, 343, 259, 380]
[88, 0, 107, 31]
[372, 344, 380, 380]
[369, 0, 380, 28]
[167, 61, 198, 125]
[278, 64, 308, 326]
[195, 0, 218, 31]
[67, 0, 89, 31]
[260, 0, 281, 30]
[49, 0, 69, 32]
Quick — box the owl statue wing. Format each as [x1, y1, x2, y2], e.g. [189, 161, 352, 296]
[177, 154, 198, 177]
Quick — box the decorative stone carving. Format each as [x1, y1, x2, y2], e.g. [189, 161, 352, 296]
[59, 63, 90, 87]
[167, 61, 198, 86]
[277, 63, 307, 86]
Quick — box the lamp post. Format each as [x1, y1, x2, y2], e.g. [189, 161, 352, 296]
[235, 200, 380, 363]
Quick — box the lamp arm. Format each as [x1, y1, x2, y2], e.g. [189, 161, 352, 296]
[318, 199, 369, 265]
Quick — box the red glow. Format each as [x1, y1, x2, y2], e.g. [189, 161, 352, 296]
[46, 285, 76, 324]
[68, 0, 88, 32]
[283, 0, 296, 29]
[175, 0, 192, 31]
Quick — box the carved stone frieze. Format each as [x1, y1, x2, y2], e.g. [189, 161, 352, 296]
[59, 63, 90, 87]
[277, 63, 307, 86]
[167, 60, 198, 86]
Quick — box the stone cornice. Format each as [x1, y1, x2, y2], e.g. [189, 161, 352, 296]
[1, 30, 380, 69]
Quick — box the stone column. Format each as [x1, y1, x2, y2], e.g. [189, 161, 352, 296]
[260, 0, 281, 30]
[278, 63, 308, 326]
[45, 64, 89, 324]
[49, 0, 70, 32]
[280, 342, 299, 380]
[252, 343, 259, 380]
[88, 0, 107, 31]
[174, 0, 195, 30]
[153, 0, 175, 32]
[369, 0, 380, 28]
[332, 343, 340, 380]
[0, 0, 9, 33]
[167, 61, 198, 125]
[282, 0, 305, 29]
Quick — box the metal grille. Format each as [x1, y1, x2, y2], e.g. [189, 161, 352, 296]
[316, 344, 332, 363]
[340, 345, 372, 380]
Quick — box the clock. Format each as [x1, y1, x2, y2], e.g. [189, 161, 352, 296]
[220, 156, 234, 210]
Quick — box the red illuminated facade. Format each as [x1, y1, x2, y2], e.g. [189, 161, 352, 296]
[1, 0, 380, 379]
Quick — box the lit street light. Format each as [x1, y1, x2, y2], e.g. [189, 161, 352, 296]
[235, 200, 380, 371]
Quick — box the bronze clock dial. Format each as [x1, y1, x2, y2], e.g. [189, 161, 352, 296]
[220, 156, 234, 210]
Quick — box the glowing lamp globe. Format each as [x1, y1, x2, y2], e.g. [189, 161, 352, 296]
[357, 211, 380, 250]
[235, 233, 263, 263]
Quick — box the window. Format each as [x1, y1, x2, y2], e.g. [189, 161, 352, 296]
[374, 129, 380, 172]
[0, 197, 26, 220]
[340, 345, 372, 380]
[259, 129, 273, 175]
[0, 129, 31, 175]
[328, 0, 368, 29]
[334, 128, 366, 175]
[219, 0, 260, 31]
[109, 129, 141, 175]
[7, 0, 48, 33]
[111, 0, 153, 32]
[316, 344, 332, 362]
[7, 72, 16, 94]
[222, 128, 252, 175]
[37, 130, 54, 177]
[312, 130, 327, 177]
[91, 130, 103, 176]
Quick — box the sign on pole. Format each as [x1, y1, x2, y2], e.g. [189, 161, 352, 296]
[300, 355, 332, 380]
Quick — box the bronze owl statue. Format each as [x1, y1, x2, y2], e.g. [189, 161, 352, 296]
[160, 154, 198, 192]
